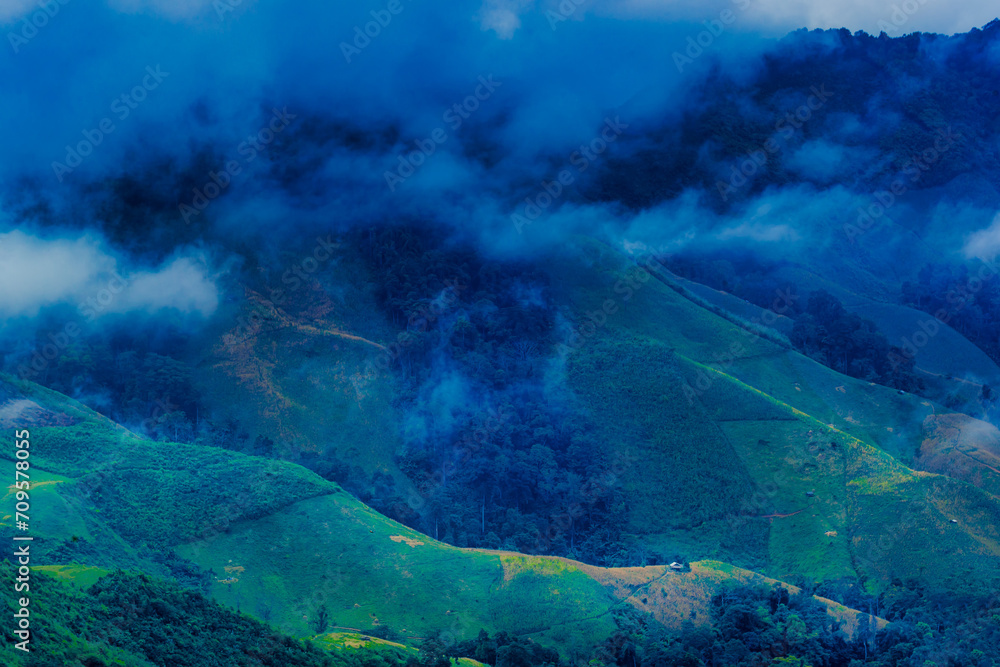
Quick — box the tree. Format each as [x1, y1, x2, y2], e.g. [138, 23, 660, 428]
[311, 604, 331, 634]
[409, 636, 452, 667]
[254, 434, 275, 457]
[156, 411, 193, 442]
[496, 643, 532, 667]
[473, 629, 497, 665]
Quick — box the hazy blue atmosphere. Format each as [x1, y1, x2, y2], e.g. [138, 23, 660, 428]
[3, 2, 1000, 666]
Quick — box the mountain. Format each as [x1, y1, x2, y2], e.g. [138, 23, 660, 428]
[4, 9, 1000, 666]
[0, 369, 888, 665]
[5, 231, 1000, 662]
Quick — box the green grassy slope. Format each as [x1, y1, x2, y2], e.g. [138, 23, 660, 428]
[6, 239, 1000, 660]
[653, 265, 795, 339]
[563, 334, 769, 566]
[770, 263, 1000, 390]
[175, 492, 620, 659]
[0, 372, 888, 660]
[174, 486, 887, 651]
[0, 375, 622, 658]
[549, 240, 1000, 590]
[1, 417, 336, 550]
[918, 412, 1000, 498]
[174, 237, 999, 591]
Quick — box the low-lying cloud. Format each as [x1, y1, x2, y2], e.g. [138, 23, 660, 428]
[0, 231, 114, 317]
[963, 212, 1000, 261]
[0, 230, 221, 319]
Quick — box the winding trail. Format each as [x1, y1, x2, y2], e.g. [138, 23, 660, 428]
[225, 322, 388, 351]
[323, 329, 388, 351]
[757, 508, 805, 519]
[957, 449, 1000, 475]
[916, 367, 983, 388]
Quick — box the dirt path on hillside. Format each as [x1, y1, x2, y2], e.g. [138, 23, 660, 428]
[330, 626, 426, 641]
[758, 508, 805, 519]
[916, 367, 983, 388]
[957, 449, 1000, 475]
[291, 322, 389, 351]
[325, 330, 388, 351]
[226, 321, 388, 352]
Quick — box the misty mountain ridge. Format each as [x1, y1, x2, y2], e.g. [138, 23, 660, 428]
[3, 7, 1000, 667]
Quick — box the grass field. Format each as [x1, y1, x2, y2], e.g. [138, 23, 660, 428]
[4, 236, 1000, 659]
[31, 564, 111, 589]
[770, 262, 1000, 386]
[547, 240, 1000, 589]
[0, 372, 891, 660]
[174, 492, 622, 659]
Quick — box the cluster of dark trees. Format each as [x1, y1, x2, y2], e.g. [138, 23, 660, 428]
[593, 24, 999, 210]
[351, 227, 938, 568]
[354, 226, 631, 565]
[590, 579, 1000, 667]
[447, 630, 560, 667]
[901, 262, 1000, 365]
[666, 254, 923, 391]
[2, 225, 635, 564]
[10, 323, 202, 440]
[603, 585, 866, 667]
[4, 322, 285, 456]
[3, 567, 335, 667]
[790, 290, 923, 392]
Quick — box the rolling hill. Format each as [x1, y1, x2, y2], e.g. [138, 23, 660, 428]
[549, 239, 1000, 587]
[5, 239, 1000, 664]
[0, 370, 890, 665]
